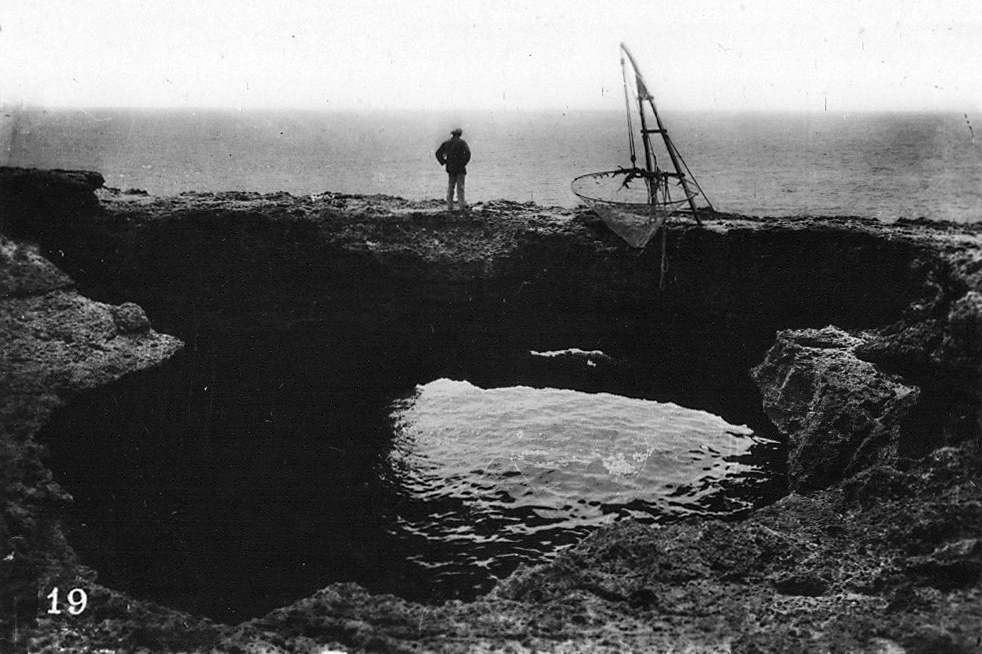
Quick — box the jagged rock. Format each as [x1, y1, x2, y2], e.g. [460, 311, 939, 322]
[752, 326, 921, 492]
[937, 290, 982, 372]
[2, 168, 981, 653]
[0, 218, 181, 641]
[840, 465, 919, 509]
[0, 236, 73, 297]
[109, 301, 151, 333]
[0, 166, 105, 238]
[1, 292, 181, 395]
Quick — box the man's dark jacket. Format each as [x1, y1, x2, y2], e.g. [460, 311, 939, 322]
[436, 137, 471, 174]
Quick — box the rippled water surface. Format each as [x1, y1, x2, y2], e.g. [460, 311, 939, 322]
[44, 334, 787, 621]
[381, 379, 782, 593]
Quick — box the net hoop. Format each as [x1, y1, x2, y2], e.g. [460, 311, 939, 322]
[571, 170, 696, 211]
[572, 171, 698, 248]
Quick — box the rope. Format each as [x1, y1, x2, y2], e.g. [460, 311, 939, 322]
[666, 134, 715, 212]
[620, 55, 637, 167]
[659, 223, 668, 290]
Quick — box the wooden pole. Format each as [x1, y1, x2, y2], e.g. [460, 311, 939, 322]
[619, 43, 703, 223]
[636, 92, 656, 204]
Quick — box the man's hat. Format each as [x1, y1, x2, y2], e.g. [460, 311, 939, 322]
[451, 128, 463, 135]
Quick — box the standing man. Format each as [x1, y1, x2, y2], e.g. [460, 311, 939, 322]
[435, 128, 471, 212]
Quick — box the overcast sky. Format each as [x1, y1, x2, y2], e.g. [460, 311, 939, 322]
[1, 0, 979, 112]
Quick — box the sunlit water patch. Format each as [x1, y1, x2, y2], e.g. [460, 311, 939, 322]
[381, 378, 784, 597]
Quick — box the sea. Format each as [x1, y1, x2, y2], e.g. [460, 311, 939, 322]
[12, 106, 978, 621]
[3, 106, 981, 221]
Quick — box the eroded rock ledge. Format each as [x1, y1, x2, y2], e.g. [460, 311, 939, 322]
[1, 167, 980, 653]
[0, 234, 182, 645]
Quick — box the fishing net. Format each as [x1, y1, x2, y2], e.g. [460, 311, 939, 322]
[571, 43, 714, 249]
[571, 168, 695, 248]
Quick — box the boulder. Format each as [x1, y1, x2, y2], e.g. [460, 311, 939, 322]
[752, 326, 920, 492]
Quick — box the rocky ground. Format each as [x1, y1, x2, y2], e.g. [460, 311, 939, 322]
[1, 167, 980, 653]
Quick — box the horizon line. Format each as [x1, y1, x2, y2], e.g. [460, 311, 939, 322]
[1, 103, 974, 116]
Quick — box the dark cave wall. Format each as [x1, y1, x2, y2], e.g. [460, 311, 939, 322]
[2, 166, 969, 435]
[14, 196, 948, 426]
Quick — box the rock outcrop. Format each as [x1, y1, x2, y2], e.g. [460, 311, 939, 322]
[0, 167, 104, 238]
[752, 326, 921, 492]
[1, 167, 980, 653]
[0, 231, 182, 647]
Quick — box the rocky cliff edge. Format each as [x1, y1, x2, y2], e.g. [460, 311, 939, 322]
[1, 167, 980, 653]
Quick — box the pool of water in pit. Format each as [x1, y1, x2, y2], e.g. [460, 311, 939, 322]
[44, 353, 785, 624]
[382, 379, 784, 588]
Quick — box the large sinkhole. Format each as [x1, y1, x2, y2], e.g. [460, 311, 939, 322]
[41, 325, 786, 624]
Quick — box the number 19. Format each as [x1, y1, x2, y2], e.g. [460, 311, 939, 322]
[46, 587, 88, 615]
